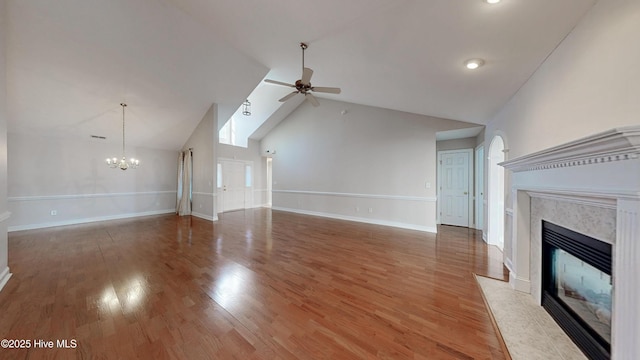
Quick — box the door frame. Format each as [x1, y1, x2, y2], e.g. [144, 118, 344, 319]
[437, 149, 474, 227]
[475, 144, 485, 232]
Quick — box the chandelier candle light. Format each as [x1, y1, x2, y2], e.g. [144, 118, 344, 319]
[106, 103, 140, 170]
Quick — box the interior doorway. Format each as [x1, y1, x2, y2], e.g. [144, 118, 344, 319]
[488, 136, 505, 250]
[437, 149, 473, 227]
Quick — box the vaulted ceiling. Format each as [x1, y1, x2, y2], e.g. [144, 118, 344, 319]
[5, 0, 597, 150]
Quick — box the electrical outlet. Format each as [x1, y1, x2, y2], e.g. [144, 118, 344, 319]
[355, 207, 360, 212]
[425, 182, 431, 189]
[50, 210, 57, 216]
[368, 207, 373, 213]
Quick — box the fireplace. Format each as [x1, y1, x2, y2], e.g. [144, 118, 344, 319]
[499, 126, 640, 359]
[542, 220, 611, 359]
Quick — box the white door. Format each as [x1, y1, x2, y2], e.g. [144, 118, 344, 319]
[220, 160, 246, 212]
[439, 151, 471, 227]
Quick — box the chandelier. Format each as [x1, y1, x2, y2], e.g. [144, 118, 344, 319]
[106, 103, 140, 170]
[242, 99, 251, 116]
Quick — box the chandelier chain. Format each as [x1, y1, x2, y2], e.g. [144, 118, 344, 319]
[121, 103, 126, 158]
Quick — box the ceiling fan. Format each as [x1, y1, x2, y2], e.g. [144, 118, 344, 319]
[264, 43, 341, 107]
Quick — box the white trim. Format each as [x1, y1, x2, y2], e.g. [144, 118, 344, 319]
[0, 211, 10, 222]
[500, 126, 640, 172]
[0, 267, 12, 293]
[272, 189, 436, 202]
[217, 157, 253, 164]
[613, 199, 640, 360]
[504, 257, 514, 273]
[509, 273, 530, 293]
[192, 192, 215, 197]
[272, 206, 437, 233]
[475, 144, 485, 231]
[191, 212, 218, 221]
[8, 190, 177, 202]
[8, 209, 175, 232]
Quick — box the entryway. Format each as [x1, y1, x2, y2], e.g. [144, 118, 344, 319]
[487, 136, 505, 250]
[218, 159, 253, 213]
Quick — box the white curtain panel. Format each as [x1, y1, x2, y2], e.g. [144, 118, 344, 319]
[176, 150, 192, 216]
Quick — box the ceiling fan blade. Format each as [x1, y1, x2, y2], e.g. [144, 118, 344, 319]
[264, 79, 295, 87]
[305, 93, 320, 107]
[279, 91, 299, 102]
[311, 86, 341, 94]
[301, 67, 313, 85]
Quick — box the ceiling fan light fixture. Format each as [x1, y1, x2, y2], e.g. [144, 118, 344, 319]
[464, 58, 485, 70]
[263, 43, 341, 107]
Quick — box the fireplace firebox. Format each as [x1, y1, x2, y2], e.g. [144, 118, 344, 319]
[542, 221, 612, 360]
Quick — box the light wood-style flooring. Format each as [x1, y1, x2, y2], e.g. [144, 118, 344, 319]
[0, 209, 508, 359]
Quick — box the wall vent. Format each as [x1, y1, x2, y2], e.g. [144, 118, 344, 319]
[90, 135, 106, 140]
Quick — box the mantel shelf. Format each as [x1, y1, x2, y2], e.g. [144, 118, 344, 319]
[500, 126, 640, 172]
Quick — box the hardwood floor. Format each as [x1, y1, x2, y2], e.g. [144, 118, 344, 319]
[0, 209, 509, 359]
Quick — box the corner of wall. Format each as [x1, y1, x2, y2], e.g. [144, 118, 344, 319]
[0, 0, 10, 292]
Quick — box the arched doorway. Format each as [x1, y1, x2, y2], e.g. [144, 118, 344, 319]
[488, 135, 505, 250]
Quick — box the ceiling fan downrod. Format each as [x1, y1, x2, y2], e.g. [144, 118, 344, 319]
[300, 42, 307, 74]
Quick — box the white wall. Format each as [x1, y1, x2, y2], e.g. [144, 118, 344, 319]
[261, 98, 479, 232]
[436, 137, 477, 152]
[484, 0, 640, 268]
[0, 0, 11, 291]
[7, 133, 177, 231]
[182, 103, 218, 221]
[486, 0, 640, 159]
[218, 139, 267, 209]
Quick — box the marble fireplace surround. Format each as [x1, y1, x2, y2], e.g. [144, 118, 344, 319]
[500, 126, 640, 359]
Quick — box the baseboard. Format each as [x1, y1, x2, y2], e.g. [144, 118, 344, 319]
[0, 267, 12, 293]
[482, 232, 488, 243]
[504, 257, 514, 273]
[509, 272, 531, 293]
[8, 209, 176, 232]
[272, 206, 437, 233]
[191, 212, 218, 222]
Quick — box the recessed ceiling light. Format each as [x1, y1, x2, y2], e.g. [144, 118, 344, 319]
[484, 0, 501, 4]
[464, 58, 485, 70]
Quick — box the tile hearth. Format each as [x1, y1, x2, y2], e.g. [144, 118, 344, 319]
[476, 275, 585, 360]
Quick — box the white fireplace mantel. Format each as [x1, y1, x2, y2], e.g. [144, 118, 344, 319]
[500, 126, 640, 360]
